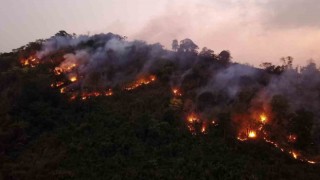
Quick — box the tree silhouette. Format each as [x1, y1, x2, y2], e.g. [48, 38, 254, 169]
[178, 38, 198, 53]
[218, 50, 231, 63]
[172, 39, 179, 52]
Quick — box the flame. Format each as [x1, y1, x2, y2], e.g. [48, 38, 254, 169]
[248, 130, 257, 138]
[187, 113, 199, 123]
[259, 114, 267, 123]
[77, 89, 113, 100]
[20, 55, 40, 68]
[291, 151, 298, 159]
[54, 63, 77, 75]
[125, 75, 156, 91]
[70, 76, 77, 82]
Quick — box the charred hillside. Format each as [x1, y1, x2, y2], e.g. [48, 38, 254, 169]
[1, 31, 320, 179]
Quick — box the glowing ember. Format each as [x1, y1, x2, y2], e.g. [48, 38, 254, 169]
[51, 81, 64, 88]
[172, 88, 182, 97]
[60, 87, 66, 93]
[291, 151, 298, 159]
[248, 130, 257, 138]
[201, 126, 206, 133]
[288, 134, 297, 143]
[237, 136, 247, 141]
[105, 89, 113, 96]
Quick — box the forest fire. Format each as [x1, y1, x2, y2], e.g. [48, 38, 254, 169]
[234, 112, 320, 164]
[17, 43, 320, 167]
[124, 75, 156, 91]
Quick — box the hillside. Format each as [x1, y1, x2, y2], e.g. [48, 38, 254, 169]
[1, 31, 320, 179]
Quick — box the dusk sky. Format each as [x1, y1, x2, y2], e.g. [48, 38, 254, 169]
[1, 0, 319, 66]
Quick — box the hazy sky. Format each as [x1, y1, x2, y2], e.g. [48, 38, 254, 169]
[1, 0, 319, 66]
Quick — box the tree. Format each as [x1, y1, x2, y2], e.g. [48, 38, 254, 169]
[280, 56, 293, 69]
[55, 30, 72, 38]
[172, 39, 179, 52]
[218, 50, 231, 63]
[178, 39, 198, 53]
[199, 47, 215, 59]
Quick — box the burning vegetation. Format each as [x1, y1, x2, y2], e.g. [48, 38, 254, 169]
[15, 31, 320, 167]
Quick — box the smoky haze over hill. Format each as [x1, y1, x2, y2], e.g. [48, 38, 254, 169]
[1, 30, 320, 179]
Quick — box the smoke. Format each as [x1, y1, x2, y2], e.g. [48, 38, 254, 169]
[37, 33, 169, 90]
[258, 63, 320, 141]
[201, 64, 260, 98]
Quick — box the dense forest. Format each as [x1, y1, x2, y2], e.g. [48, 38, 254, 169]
[1, 30, 320, 179]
